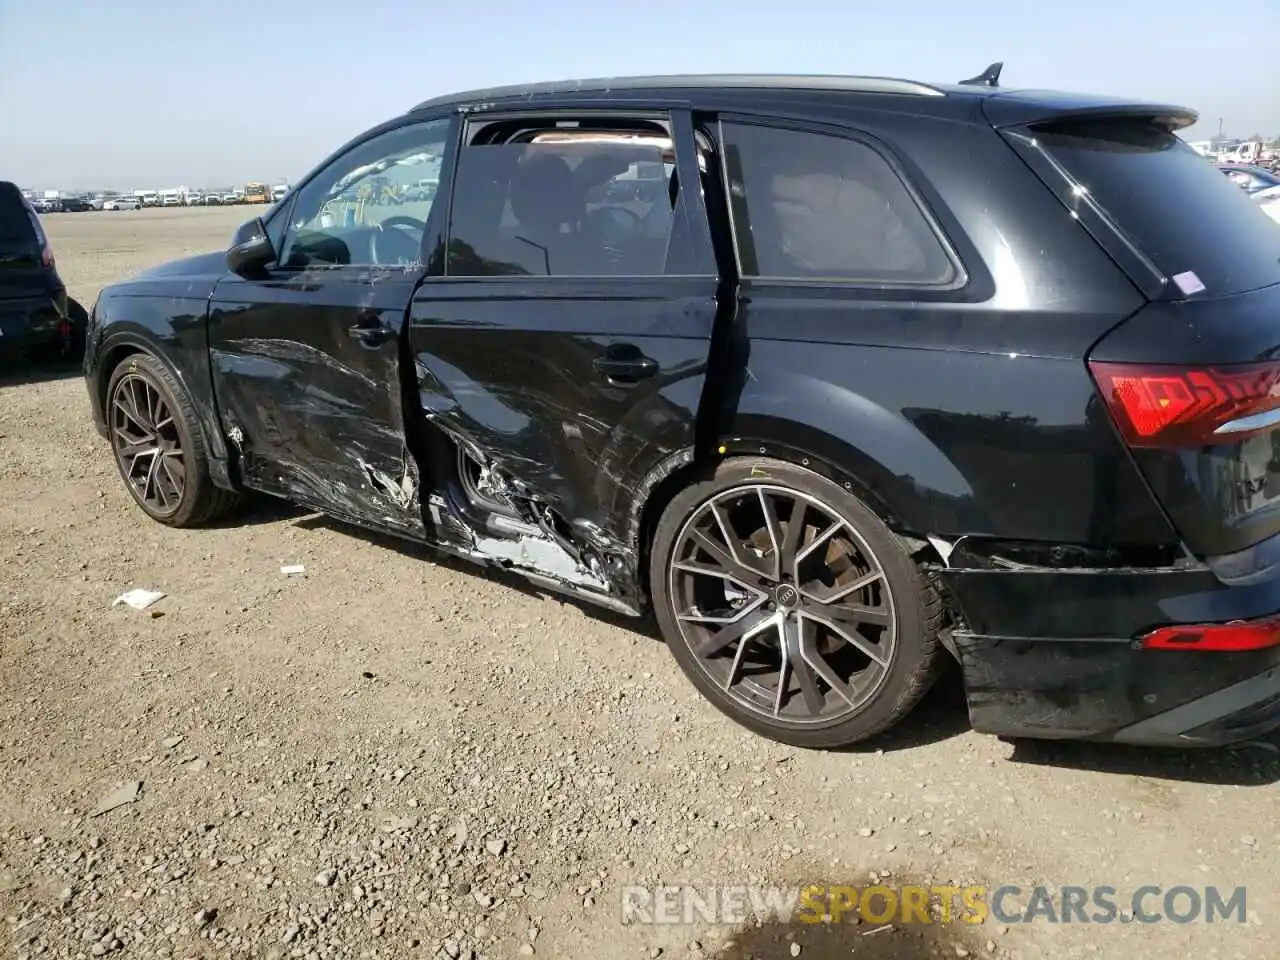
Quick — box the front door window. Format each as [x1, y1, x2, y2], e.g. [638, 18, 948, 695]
[278, 118, 452, 270]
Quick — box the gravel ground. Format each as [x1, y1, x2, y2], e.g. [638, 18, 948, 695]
[1, 206, 1277, 960]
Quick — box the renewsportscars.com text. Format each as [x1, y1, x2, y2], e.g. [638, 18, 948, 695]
[621, 884, 1248, 926]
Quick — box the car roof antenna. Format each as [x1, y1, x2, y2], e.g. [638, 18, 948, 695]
[960, 62, 1003, 88]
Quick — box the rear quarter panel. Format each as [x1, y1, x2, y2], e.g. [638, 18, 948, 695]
[718, 110, 1176, 546]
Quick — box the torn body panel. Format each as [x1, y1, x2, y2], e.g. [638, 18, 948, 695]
[473, 534, 609, 591]
[406, 277, 722, 604]
[421, 427, 642, 609]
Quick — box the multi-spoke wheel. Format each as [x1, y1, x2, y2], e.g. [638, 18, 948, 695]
[651, 458, 942, 748]
[111, 372, 186, 517]
[105, 354, 241, 527]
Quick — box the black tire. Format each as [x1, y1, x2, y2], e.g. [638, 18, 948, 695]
[105, 353, 242, 527]
[649, 457, 943, 749]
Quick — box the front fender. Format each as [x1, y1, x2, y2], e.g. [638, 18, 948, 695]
[89, 287, 230, 477]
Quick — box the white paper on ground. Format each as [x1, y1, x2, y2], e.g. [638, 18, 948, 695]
[111, 589, 166, 610]
[280, 564, 306, 576]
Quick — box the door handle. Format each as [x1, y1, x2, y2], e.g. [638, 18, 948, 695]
[347, 315, 390, 346]
[594, 345, 658, 383]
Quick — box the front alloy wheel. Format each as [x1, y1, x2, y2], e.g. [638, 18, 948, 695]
[651, 459, 942, 748]
[104, 353, 241, 527]
[110, 372, 186, 517]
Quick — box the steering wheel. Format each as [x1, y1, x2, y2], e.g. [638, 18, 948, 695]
[370, 223, 423, 266]
[380, 215, 426, 232]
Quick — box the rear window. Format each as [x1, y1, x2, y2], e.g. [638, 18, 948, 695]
[0, 185, 41, 258]
[1035, 121, 1280, 297]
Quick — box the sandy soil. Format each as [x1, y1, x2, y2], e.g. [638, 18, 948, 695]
[1, 206, 1276, 960]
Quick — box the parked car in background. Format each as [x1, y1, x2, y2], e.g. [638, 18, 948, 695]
[204, 194, 222, 206]
[59, 196, 94, 212]
[1217, 162, 1280, 223]
[103, 196, 142, 211]
[85, 71, 1280, 751]
[32, 197, 61, 213]
[0, 181, 86, 360]
[187, 193, 206, 206]
[404, 177, 439, 202]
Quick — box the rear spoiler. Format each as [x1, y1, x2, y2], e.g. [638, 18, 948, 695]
[980, 93, 1198, 132]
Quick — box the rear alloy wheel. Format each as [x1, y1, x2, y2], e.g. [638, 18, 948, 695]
[106, 353, 241, 527]
[651, 458, 942, 748]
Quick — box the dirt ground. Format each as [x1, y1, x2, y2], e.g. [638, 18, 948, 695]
[1, 206, 1276, 960]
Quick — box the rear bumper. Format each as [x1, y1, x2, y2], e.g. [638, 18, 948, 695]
[0, 292, 68, 353]
[942, 555, 1280, 746]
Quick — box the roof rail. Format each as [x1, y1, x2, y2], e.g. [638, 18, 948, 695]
[410, 73, 946, 113]
[960, 62, 1003, 88]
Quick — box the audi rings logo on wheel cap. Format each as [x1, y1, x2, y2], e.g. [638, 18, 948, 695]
[774, 584, 800, 608]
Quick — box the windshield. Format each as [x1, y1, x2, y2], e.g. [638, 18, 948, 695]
[1037, 120, 1280, 297]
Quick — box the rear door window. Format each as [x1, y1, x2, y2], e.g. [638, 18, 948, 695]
[446, 121, 690, 278]
[719, 121, 959, 285]
[1034, 121, 1280, 297]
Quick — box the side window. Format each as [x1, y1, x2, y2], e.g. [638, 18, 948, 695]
[446, 122, 685, 278]
[278, 118, 451, 269]
[722, 122, 956, 285]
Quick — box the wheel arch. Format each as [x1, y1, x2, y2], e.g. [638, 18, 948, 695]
[631, 420, 950, 608]
[96, 331, 237, 491]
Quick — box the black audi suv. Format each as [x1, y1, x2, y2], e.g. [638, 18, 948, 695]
[83, 70, 1280, 750]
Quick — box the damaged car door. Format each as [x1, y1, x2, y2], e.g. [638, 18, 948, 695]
[208, 116, 456, 535]
[407, 107, 721, 602]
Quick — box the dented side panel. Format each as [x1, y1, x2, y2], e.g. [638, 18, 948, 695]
[207, 267, 424, 537]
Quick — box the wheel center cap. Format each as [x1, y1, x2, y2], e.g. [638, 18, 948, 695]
[773, 584, 800, 609]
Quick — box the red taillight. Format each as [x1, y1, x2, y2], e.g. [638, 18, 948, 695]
[1141, 615, 1280, 652]
[41, 245, 54, 268]
[1090, 360, 1280, 448]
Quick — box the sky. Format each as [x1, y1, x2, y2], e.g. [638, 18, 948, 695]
[1, 0, 1276, 191]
